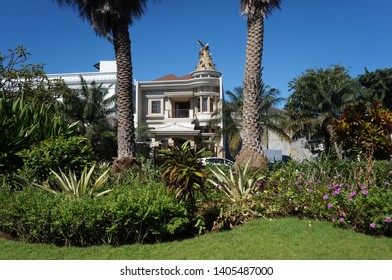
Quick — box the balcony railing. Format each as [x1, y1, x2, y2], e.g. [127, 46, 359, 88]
[166, 109, 191, 118]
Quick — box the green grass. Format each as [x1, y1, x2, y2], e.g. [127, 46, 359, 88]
[1, 218, 391, 260]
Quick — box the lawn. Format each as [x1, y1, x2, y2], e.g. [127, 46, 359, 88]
[1, 217, 391, 260]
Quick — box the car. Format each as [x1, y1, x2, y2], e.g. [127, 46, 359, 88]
[198, 157, 234, 167]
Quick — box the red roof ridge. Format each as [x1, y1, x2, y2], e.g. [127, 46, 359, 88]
[153, 73, 192, 81]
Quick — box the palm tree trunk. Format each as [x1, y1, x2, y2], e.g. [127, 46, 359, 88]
[235, 14, 268, 170]
[112, 21, 136, 161]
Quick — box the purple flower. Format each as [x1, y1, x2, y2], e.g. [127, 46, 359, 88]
[386, 217, 391, 223]
[348, 197, 353, 202]
[327, 203, 333, 209]
[360, 185, 367, 189]
[350, 191, 357, 197]
[362, 190, 369, 195]
[334, 188, 341, 195]
[339, 218, 345, 223]
[370, 223, 376, 228]
[323, 195, 329, 200]
[332, 218, 336, 223]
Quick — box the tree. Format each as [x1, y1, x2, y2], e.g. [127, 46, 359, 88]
[0, 46, 72, 104]
[334, 101, 392, 160]
[285, 65, 358, 155]
[358, 68, 392, 111]
[62, 76, 117, 160]
[222, 87, 243, 158]
[259, 85, 290, 149]
[54, 0, 153, 169]
[236, 0, 281, 170]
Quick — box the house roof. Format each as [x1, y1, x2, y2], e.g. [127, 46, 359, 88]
[153, 74, 192, 81]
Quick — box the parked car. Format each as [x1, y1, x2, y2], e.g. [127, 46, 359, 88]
[198, 157, 234, 167]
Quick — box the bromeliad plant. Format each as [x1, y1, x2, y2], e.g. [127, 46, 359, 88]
[35, 163, 111, 199]
[208, 160, 266, 230]
[159, 141, 206, 211]
[208, 160, 265, 202]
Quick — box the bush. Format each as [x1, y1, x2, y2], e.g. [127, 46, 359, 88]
[0, 96, 76, 173]
[0, 180, 190, 246]
[18, 136, 95, 182]
[264, 158, 392, 236]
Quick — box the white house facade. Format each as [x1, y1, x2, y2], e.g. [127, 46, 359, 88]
[135, 42, 224, 157]
[47, 43, 225, 158]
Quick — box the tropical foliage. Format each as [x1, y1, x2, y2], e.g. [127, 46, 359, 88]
[62, 76, 117, 160]
[0, 96, 77, 173]
[160, 141, 206, 211]
[358, 68, 392, 111]
[35, 163, 111, 199]
[208, 161, 265, 202]
[285, 65, 359, 155]
[334, 101, 392, 160]
[18, 136, 94, 182]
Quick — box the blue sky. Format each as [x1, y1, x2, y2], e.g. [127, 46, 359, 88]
[2, 0, 392, 105]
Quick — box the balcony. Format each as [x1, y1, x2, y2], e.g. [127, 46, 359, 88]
[165, 109, 194, 119]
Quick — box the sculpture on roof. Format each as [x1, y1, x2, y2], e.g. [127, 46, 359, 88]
[196, 40, 216, 71]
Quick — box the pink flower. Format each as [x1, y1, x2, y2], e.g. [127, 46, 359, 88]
[332, 218, 336, 223]
[334, 188, 341, 195]
[362, 190, 369, 195]
[327, 203, 333, 209]
[323, 195, 329, 200]
[386, 217, 391, 223]
[339, 218, 345, 223]
[348, 197, 353, 202]
[350, 191, 357, 197]
[361, 185, 367, 189]
[370, 223, 376, 228]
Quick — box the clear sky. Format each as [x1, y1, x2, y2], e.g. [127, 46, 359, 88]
[2, 0, 391, 106]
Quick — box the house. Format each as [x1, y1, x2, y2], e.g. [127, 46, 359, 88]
[134, 42, 224, 158]
[47, 43, 225, 159]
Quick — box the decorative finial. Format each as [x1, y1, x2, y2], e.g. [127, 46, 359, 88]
[196, 40, 215, 70]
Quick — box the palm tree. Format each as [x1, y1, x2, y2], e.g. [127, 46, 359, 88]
[285, 66, 358, 156]
[259, 85, 290, 149]
[62, 76, 118, 160]
[236, 0, 281, 170]
[223, 87, 243, 158]
[54, 0, 152, 169]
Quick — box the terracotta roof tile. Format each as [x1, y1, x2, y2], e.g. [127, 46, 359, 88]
[153, 73, 192, 81]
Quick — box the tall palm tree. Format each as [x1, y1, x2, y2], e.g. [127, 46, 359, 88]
[236, 0, 281, 170]
[54, 0, 151, 169]
[259, 84, 290, 149]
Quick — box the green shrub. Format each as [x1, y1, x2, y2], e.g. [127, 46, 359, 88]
[160, 141, 206, 212]
[0, 181, 190, 246]
[18, 136, 95, 182]
[264, 157, 392, 236]
[205, 161, 266, 230]
[35, 163, 111, 199]
[0, 96, 76, 173]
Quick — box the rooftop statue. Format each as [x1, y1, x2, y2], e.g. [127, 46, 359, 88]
[196, 40, 216, 71]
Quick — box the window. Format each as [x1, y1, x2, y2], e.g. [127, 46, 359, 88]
[202, 97, 208, 112]
[151, 100, 161, 114]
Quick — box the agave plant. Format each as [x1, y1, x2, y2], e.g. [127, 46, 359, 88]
[159, 141, 206, 211]
[35, 164, 111, 199]
[208, 160, 265, 202]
